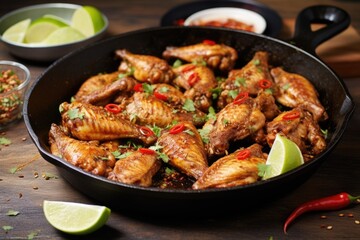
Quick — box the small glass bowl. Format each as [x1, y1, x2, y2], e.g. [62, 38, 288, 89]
[0, 60, 30, 129]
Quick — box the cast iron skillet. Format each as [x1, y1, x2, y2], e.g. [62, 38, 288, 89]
[24, 5, 354, 215]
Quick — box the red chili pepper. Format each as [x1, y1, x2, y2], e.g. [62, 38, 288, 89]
[104, 103, 122, 114]
[169, 123, 185, 134]
[282, 111, 300, 120]
[202, 39, 216, 45]
[139, 148, 156, 155]
[236, 149, 251, 160]
[154, 91, 168, 101]
[181, 64, 196, 73]
[188, 72, 200, 86]
[283, 192, 360, 233]
[133, 83, 143, 92]
[233, 92, 249, 105]
[258, 79, 272, 89]
[139, 126, 154, 137]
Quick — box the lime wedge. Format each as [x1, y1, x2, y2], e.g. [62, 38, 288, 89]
[25, 17, 68, 43]
[262, 134, 304, 180]
[43, 200, 111, 235]
[42, 14, 70, 25]
[43, 26, 86, 45]
[71, 6, 105, 37]
[2, 18, 31, 43]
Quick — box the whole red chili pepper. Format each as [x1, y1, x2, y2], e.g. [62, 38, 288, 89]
[284, 192, 360, 233]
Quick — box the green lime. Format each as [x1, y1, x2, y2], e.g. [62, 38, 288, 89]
[24, 17, 68, 43]
[42, 14, 70, 25]
[43, 26, 86, 45]
[43, 200, 111, 235]
[71, 6, 105, 37]
[262, 134, 304, 180]
[2, 18, 31, 43]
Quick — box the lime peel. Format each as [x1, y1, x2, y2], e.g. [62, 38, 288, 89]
[262, 134, 304, 180]
[43, 200, 111, 235]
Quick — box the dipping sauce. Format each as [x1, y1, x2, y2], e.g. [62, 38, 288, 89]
[191, 18, 255, 32]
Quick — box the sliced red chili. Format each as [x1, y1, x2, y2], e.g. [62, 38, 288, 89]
[181, 64, 196, 73]
[202, 39, 216, 45]
[188, 72, 200, 86]
[139, 126, 154, 137]
[282, 111, 300, 120]
[133, 83, 143, 92]
[154, 91, 168, 101]
[104, 103, 122, 114]
[233, 92, 249, 105]
[258, 79, 272, 89]
[169, 123, 185, 134]
[236, 149, 251, 160]
[139, 148, 156, 155]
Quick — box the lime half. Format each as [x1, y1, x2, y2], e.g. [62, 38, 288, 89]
[2, 18, 31, 43]
[43, 200, 111, 235]
[25, 17, 68, 43]
[71, 6, 105, 37]
[43, 26, 86, 45]
[262, 134, 304, 180]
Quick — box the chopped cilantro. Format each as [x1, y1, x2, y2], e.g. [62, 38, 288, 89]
[228, 89, 239, 99]
[184, 129, 195, 136]
[112, 151, 132, 159]
[142, 83, 154, 95]
[149, 143, 169, 163]
[206, 106, 216, 121]
[149, 125, 162, 137]
[282, 83, 291, 90]
[210, 87, 222, 100]
[253, 59, 260, 65]
[172, 59, 183, 68]
[27, 230, 39, 240]
[321, 129, 328, 139]
[192, 58, 207, 66]
[216, 76, 226, 83]
[2, 225, 13, 232]
[264, 88, 273, 94]
[182, 99, 196, 112]
[118, 67, 135, 79]
[257, 163, 269, 178]
[158, 86, 169, 93]
[223, 119, 229, 126]
[198, 125, 212, 144]
[0, 137, 11, 146]
[234, 77, 246, 87]
[165, 167, 175, 175]
[130, 113, 138, 123]
[9, 167, 18, 174]
[6, 210, 20, 216]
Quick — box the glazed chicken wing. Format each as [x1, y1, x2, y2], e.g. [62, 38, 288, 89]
[172, 64, 218, 112]
[266, 108, 326, 161]
[157, 121, 208, 179]
[116, 49, 175, 84]
[163, 42, 238, 72]
[60, 101, 157, 145]
[49, 124, 116, 177]
[204, 94, 266, 157]
[271, 67, 328, 121]
[192, 144, 266, 189]
[108, 149, 162, 187]
[218, 51, 273, 109]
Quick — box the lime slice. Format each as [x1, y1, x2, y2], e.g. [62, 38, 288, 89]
[25, 17, 68, 43]
[71, 6, 105, 37]
[262, 134, 304, 180]
[2, 18, 31, 43]
[43, 26, 86, 45]
[42, 14, 70, 25]
[43, 200, 111, 235]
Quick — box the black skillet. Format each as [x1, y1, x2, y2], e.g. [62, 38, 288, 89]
[24, 5, 354, 215]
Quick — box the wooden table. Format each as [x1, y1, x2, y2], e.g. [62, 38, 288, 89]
[1, 0, 360, 239]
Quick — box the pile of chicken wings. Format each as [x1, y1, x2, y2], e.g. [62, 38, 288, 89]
[49, 40, 327, 190]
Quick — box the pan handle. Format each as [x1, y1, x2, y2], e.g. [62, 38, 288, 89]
[290, 5, 350, 55]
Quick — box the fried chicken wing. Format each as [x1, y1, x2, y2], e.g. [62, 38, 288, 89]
[172, 64, 218, 112]
[157, 121, 208, 179]
[49, 124, 116, 177]
[60, 101, 157, 145]
[217, 51, 274, 109]
[204, 94, 266, 156]
[107, 149, 162, 187]
[163, 42, 238, 72]
[266, 108, 326, 161]
[116, 49, 175, 83]
[192, 144, 266, 189]
[271, 67, 328, 121]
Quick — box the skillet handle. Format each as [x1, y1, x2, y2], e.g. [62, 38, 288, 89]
[290, 5, 350, 55]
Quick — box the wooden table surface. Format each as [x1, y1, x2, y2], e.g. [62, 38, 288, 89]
[1, 0, 360, 239]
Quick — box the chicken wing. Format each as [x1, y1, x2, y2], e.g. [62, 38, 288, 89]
[192, 144, 266, 189]
[157, 121, 208, 179]
[60, 101, 157, 145]
[266, 108, 326, 161]
[163, 42, 238, 72]
[107, 149, 162, 187]
[115, 49, 175, 83]
[172, 64, 218, 112]
[49, 124, 116, 177]
[204, 94, 266, 157]
[217, 51, 274, 109]
[271, 67, 328, 121]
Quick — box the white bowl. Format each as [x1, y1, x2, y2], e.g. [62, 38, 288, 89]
[184, 7, 267, 34]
